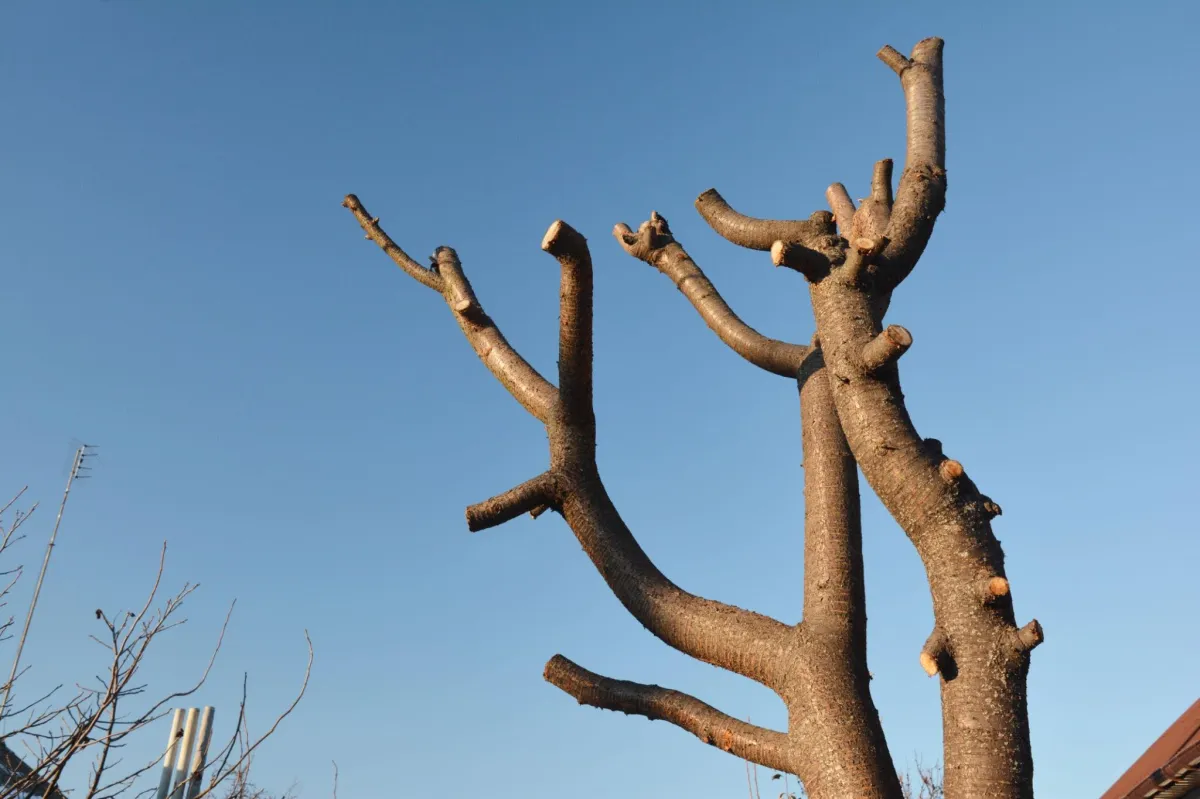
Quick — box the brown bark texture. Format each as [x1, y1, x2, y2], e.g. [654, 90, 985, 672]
[343, 36, 1041, 799]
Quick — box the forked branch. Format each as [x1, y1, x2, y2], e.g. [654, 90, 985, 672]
[344, 201, 794, 692]
[343, 194, 557, 422]
[343, 194, 443, 292]
[544, 655, 794, 773]
[802, 38, 1040, 799]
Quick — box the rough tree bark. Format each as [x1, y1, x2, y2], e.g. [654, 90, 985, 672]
[343, 37, 1041, 799]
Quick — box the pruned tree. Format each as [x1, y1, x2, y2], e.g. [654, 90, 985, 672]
[343, 37, 1041, 798]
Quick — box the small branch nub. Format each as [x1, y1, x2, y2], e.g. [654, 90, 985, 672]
[770, 240, 828, 282]
[877, 45, 911, 75]
[854, 237, 888, 258]
[1015, 620, 1044, 653]
[920, 628, 948, 677]
[861, 325, 913, 374]
[842, 236, 889, 284]
[980, 576, 1010, 603]
[938, 459, 964, 481]
[980, 496, 1003, 519]
[541, 219, 589, 260]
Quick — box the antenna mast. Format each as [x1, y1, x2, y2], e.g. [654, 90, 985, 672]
[1, 444, 95, 720]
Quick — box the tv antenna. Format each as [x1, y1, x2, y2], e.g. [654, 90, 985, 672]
[0, 443, 96, 719]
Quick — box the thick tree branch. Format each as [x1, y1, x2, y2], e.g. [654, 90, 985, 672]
[615, 212, 810, 377]
[797, 346, 864, 645]
[342, 195, 557, 422]
[810, 272, 1037, 796]
[544, 655, 794, 773]
[788, 346, 904, 798]
[875, 39, 946, 289]
[801, 40, 1039, 798]
[465, 472, 559, 532]
[555, 475, 793, 687]
[539, 218, 796, 686]
[695, 189, 844, 261]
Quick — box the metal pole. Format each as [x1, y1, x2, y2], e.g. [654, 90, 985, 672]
[1, 446, 85, 719]
[170, 708, 199, 799]
[185, 706, 215, 799]
[154, 709, 186, 799]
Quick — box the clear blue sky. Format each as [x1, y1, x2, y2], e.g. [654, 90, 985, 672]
[1, 2, 1196, 797]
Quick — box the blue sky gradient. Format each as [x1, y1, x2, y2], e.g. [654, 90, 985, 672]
[1, 2, 1197, 797]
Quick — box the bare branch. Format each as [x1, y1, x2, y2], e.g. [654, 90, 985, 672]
[798, 346, 864, 644]
[544, 655, 794, 773]
[342, 194, 443, 291]
[346, 207, 799, 686]
[871, 159, 895, 206]
[805, 45, 1039, 796]
[825, 185, 856, 238]
[433, 247, 487, 323]
[875, 39, 946, 289]
[851, 160, 894, 244]
[615, 212, 809, 377]
[343, 195, 558, 423]
[876, 45, 911, 76]
[694, 190, 840, 256]
[187, 633, 313, 799]
[542, 220, 593, 432]
[427, 247, 558, 422]
[465, 472, 559, 532]
[555, 474, 792, 686]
